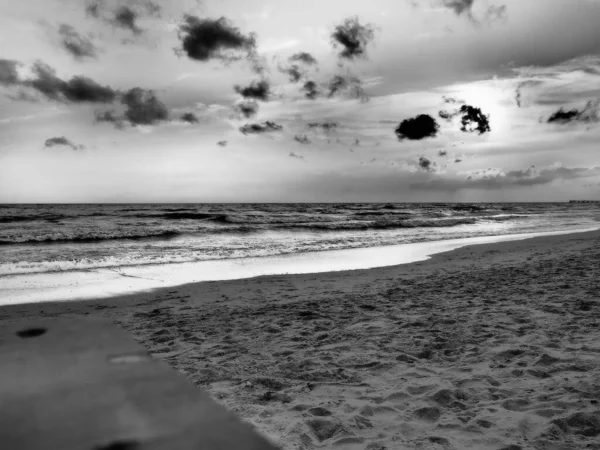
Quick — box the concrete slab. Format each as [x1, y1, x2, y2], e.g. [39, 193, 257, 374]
[0, 317, 280, 450]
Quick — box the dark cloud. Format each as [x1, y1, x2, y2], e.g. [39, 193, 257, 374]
[438, 150, 448, 156]
[280, 52, 318, 83]
[24, 61, 118, 103]
[217, 140, 228, 147]
[455, 158, 462, 163]
[95, 109, 125, 129]
[240, 121, 282, 135]
[294, 135, 310, 144]
[176, 15, 257, 62]
[302, 80, 319, 100]
[418, 156, 435, 171]
[414, 165, 600, 191]
[458, 105, 491, 134]
[547, 100, 599, 124]
[289, 52, 318, 65]
[121, 87, 168, 125]
[289, 152, 305, 160]
[443, 96, 465, 104]
[234, 79, 270, 101]
[331, 16, 376, 60]
[282, 65, 302, 83]
[327, 75, 366, 100]
[57, 24, 97, 60]
[235, 99, 259, 118]
[395, 114, 440, 140]
[181, 112, 199, 123]
[442, 0, 475, 16]
[307, 121, 338, 131]
[44, 136, 83, 150]
[439, 109, 457, 121]
[113, 6, 142, 35]
[85, 1, 160, 35]
[0, 59, 20, 85]
[515, 80, 543, 108]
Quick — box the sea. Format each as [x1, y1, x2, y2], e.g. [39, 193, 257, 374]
[1, 202, 599, 279]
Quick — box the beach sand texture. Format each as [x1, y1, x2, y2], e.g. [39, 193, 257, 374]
[1, 230, 599, 449]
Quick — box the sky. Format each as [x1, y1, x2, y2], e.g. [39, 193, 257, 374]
[1, 0, 599, 203]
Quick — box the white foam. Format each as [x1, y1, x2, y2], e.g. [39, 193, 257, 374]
[1, 227, 597, 305]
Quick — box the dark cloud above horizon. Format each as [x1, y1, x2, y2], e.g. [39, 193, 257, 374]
[0, 59, 20, 85]
[413, 164, 600, 191]
[235, 99, 259, 118]
[331, 17, 376, 60]
[547, 100, 599, 125]
[327, 75, 366, 100]
[234, 79, 270, 101]
[302, 81, 319, 100]
[11, 61, 119, 103]
[239, 121, 282, 135]
[279, 52, 318, 83]
[85, 0, 160, 36]
[44, 136, 83, 150]
[294, 134, 310, 144]
[57, 24, 98, 61]
[181, 112, 199, 123]
[176, 15, 257, 63]
[459, 105, 491, 134]
[418, 156, 435, 171]
[95, 87, 168, 127]
[395, 114, 440, 140]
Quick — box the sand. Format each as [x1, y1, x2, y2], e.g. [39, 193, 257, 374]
[1, 230, 600, 450]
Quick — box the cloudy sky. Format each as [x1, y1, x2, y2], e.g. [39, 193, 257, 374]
[1, 0, 599, 202]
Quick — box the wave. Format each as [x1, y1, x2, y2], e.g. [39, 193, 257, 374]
[0, 230, 181, 246]
[0, 214, 67, 223]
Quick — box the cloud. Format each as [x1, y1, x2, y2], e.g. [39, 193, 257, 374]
[279, 52, 318, 83]
[294, 135, 310, 144]
[234, 99, 259, 118]
[181, 112, 199, 123]
[414, 164, 600, 190]
[240, 121, 283, 134]
[44, 136, 83, 150]
[5, 61, 118, 103]
[331, 17, 376, 60]
[302, 80, 319, 100]
[289, 152, 305, 160]
[547, 100, 599, 125]
[458, 105, 491, 134]
[57, 24, 98, 61]
[327, 75, 367, 100]
[395, 114, 440, 140]
[95, 110, 125, 128]
[455, 158, 462, 163]
[85, 1, 160, 35]
[438, 150, 448, 156]
[234, 79, 270, 101]
[443, 96, 465, 104]
[439, 103, 491, 134]
[217, 140, 228, 147]
[442, 0, 475, 16]
[289, 52, 318, 65]
[176, 15, 257, 62]
[515, 80, 543, 108]
[484, 4, 508, 24]
[0, 59, 20, 85]
[96, 87, 168, 127]
[418, 156, 435, 171]
[122, 87, 169, 125]
[307, 121, 338, 131]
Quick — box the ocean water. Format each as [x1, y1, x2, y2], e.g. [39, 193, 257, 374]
[1, 203, 599, 278]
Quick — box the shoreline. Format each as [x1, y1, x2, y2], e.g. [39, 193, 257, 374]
[2, 226, 598, 306]
[2, 228, 599, 449]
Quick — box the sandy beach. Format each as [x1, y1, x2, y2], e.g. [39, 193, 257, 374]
[2, 229, 600, 450]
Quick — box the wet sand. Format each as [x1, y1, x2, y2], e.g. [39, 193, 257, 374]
[1, 230, 600, 449]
